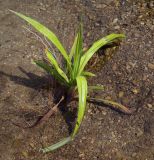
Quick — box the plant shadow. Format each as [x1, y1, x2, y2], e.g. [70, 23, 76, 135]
[59, 102, 77, 134]
[0, 66, 49, 90]
[0, 67, 76, 134]
[0, 42, 123, 134]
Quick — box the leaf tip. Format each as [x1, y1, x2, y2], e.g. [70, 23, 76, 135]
[31, 59, 36, 65]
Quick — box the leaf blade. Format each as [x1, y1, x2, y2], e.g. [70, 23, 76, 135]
[45, 49, 69, 83]
[69, 32, 78, 60]
[78, 33, 125, 75]
[72, 23, 83, 79]
[88, 85, 104, 91]
[81, 71, 96, 77]
[33, 60, 67, 85]
[87, 97, 133, 114]
[10, 10, 72, 69]
[71, 76, 87, 138]
[41, 137, 72, 153]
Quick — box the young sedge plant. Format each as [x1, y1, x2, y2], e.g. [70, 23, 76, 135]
[10, 10, 132, 153]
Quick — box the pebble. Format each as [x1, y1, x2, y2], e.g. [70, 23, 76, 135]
[95, 4, 105, 9]
[148, 63, 154, 70]
[22, 151, 29, 158]
[86, 32, 91, 37]
[112, 63, 117, 71]
[91, 139, 94, 144]
[132, 88, 139, 94]
[132, 152, 137, 157]
[79, 153, 85, 158]
[105, 96, 112, 100]
[102, 110, 107, 115]
[29, 143, 35, 148]
[136, 128, 143, 137]
[114, 25, 120, 30]
[112, 18, 118, 24]
[147, 104, 153, 109]
[143, 74, 148, 81]
[119, 91, 124, 98]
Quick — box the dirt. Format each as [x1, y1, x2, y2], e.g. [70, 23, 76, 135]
[0, 0, 154, 160]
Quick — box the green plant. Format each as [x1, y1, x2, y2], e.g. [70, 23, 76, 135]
[10, 10, 132, 153]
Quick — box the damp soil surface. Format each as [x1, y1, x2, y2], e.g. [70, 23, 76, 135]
[0, 0, 154, 160]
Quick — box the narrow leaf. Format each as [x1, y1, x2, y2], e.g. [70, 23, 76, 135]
[72, 23, 83, 79]
[78, 34, 125, 75]
[69, 33, 78, 60]
[33, 60, 67, 85]
[81, 71, 96, 77]
[87, 97, 133, 114]
[72, 76, 87, 138]
[33, 60, 53, 74]
[41, 136, 72, 153]
[88, 85, 104, 91]
[10, 10, 72, 69]
[46, 49, 69, 83]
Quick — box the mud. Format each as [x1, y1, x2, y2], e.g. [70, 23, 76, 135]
[0, 0, 154, 160]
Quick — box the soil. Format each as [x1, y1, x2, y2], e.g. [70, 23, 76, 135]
[0, 0, 154, 160]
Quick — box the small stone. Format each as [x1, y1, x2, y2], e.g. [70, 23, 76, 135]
[82, 137, 86, 140]
[79, 153, 85, 158]
[105, 96, 111, 100]
[95, 4, 106, 9]
[86, 32, 90, 37]
[112, 63, 117, 71]
[91, 139, 94, 144]
[88, 15, 94, 20]
[29, 143, 35, 148]
[114, 25, 120, 30]
[102, 111, 107, 115]
[88, 108, 92, 113]
[148, 63, 154, 70]
[132, 152, 137, 157]
[147, 104, 153, 109]
[119, 91, 124, 98]
[138, 15, 143, 19]
[112, 18, 118, 24]
[132, 88, 139, 94]
[136, 129, 143, 137]
[111, 132, 116, 138]
[143, 75, 147, 81]
[95, 22, 100, 26]
[22, 151, 29, 158]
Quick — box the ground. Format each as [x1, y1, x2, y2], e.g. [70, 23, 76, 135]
[0, 0, 154, 160]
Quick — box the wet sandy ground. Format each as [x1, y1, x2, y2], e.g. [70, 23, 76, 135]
[0, 0, 154, 159]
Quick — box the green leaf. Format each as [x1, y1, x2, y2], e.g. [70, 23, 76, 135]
[41, 136, 72, 153]
[87, 97, 133, 114]
[71, 76, 87, 138]
[33, 60, 67, 85]
[72, 23, 83, 79]
[40, 75, 88, 153]
[88, 85, 104, 91]
[33, 60, 53, 73]
[81, 71, 96, 77]
[10, 10, 72, 69]
[78, 34, 125, 75]
[69, 32, 78, 60]
[46, 49, 69, 83]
